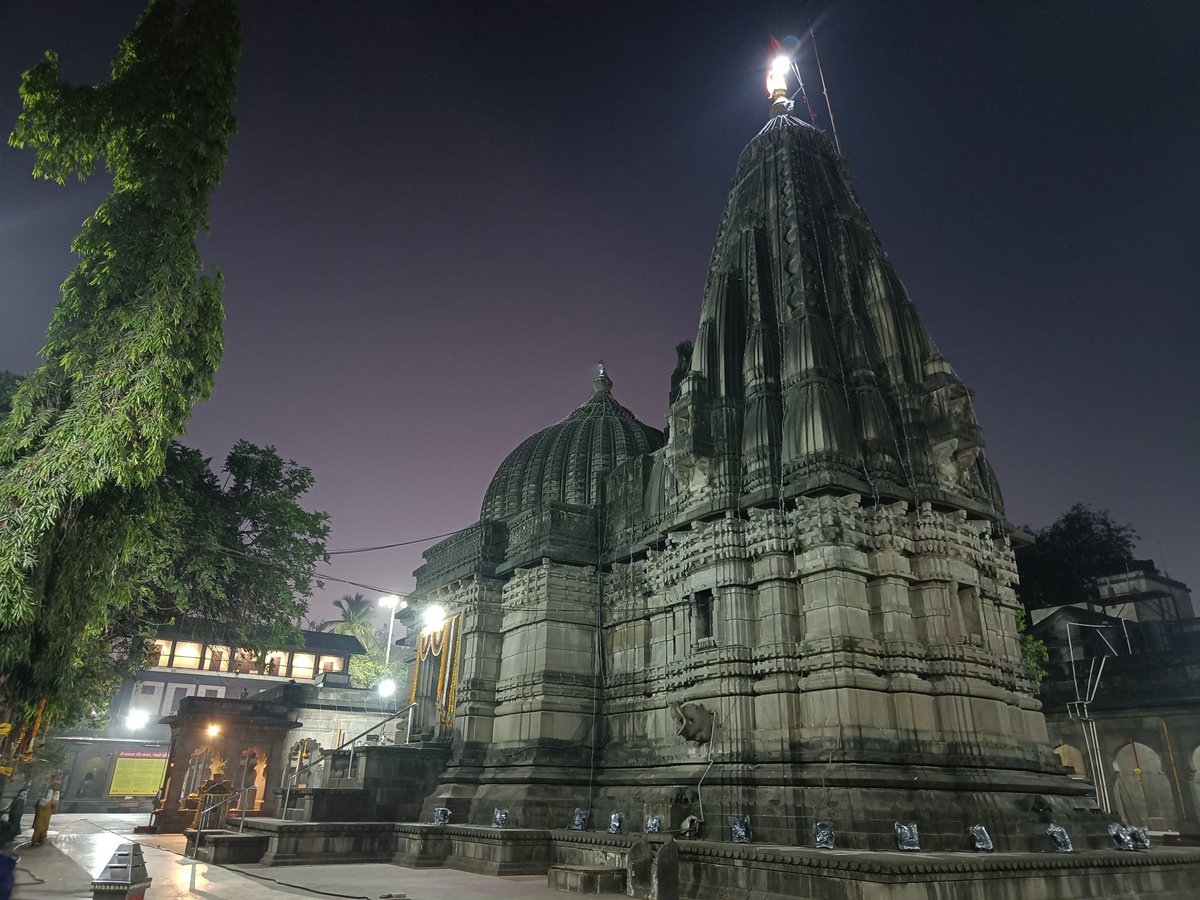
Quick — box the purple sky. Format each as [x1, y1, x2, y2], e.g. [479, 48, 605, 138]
[2, 2, 1198, 620]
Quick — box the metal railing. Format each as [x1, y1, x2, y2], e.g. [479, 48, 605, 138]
[280, 702, 416, 819]
[188, 782, 260, 857]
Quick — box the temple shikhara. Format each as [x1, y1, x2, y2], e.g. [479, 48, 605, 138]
[403, 84, 1089, 850]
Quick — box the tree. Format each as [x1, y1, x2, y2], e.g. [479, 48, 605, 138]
[321, 593, 380, 652]
[1015, 609, 1049, 685]
[1016, 504, 1138, 609]
[0, 372, 20, 420]
[0, 440, 329, 731]
[348, 644, 407, 693]
[139, 441, 331, 647]
[0, 1, 239, 724]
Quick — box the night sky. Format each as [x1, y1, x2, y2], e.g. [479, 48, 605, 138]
[2, 2, 1198, 619]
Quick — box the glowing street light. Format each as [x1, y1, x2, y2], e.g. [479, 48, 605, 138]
[422, 604, 446, 634]
[377, 678, 397, 699]
[379, 594, 407, 665]
[126, 709, 150, 730]
[207, 723, 221, 737]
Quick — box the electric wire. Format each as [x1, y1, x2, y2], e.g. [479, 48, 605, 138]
[790, 60, 818, 126]
[212, 544, 420, 602]
[327, 527, 469, 555]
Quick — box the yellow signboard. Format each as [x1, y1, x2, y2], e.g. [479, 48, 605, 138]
[108, 750, 169, 797]
[0, 723, 12, 736]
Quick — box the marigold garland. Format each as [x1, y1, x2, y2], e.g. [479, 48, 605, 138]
[434, 618, 451, 707]
[441, 615, 463, 726]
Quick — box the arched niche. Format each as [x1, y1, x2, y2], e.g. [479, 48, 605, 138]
[233, 746, 268, 812]
[1112, 741, 1174, 828]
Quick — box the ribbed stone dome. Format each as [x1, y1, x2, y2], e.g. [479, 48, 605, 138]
[482, 370, 664, 520]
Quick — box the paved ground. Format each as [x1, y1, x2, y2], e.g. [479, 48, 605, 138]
[5, 813, 566, 899]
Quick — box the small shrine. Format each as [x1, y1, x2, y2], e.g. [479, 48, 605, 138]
[152, 693, 300, 833]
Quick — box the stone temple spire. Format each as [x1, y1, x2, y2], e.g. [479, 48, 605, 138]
[593, 360, 612, 395]
[663, 92, 1002, 518]
[412, 64, 1090, 855]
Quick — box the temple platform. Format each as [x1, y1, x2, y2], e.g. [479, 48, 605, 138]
[225, 818, 1200, 899]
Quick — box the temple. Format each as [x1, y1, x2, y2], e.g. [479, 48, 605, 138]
[403, 91, 1093, 850]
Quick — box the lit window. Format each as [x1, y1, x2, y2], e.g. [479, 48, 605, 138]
[152, 640, 171, 667]
[290, 653, 316, 679]
[204, 645, 230, 672]
[318, 655, 344, 674]
[172, 641, 202, 669]
[264, 650, 287, 677]
[234, 650, 256, 674]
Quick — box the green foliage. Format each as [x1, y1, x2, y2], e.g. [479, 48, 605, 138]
[1, 441, 329, 727]
[0, 372, 21, 419]
[1015, 609, 1049, 685]
[142, 441, 330, 649]
[150, 442, 330, 650]
[348, 642, 407, 692]
[14, 738, 69, 785]
[319, 593, 380, 651]
[0, 1, 240, 722]
[321, 593, 406, 693]
[1016, 504, 1138, 609]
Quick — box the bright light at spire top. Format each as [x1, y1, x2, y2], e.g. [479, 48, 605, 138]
[766, 54, 790, 97]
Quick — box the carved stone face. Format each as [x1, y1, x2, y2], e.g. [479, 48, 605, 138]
[669, 701, 714, 744]
[931, 437, 980, 489]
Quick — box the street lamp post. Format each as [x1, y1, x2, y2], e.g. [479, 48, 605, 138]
[378, 594, 406, 665]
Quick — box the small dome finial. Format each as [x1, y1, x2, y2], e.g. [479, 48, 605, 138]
[593, 360, 612, 395]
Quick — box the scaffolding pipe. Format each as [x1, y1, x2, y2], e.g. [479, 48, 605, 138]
[1162, 719, 1186, 819]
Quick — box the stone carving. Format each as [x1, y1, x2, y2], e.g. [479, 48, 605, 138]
[669, 702, 714, 744]
[432, 807, 450, 826]
[570, 808, 591, 831]
[668, 341, 693, 407]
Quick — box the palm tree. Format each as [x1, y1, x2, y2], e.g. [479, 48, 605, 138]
[319, 593, 379, 650]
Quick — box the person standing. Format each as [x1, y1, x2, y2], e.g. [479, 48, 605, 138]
[0, 788, 27, 843]
[29, 785, 58, 847]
